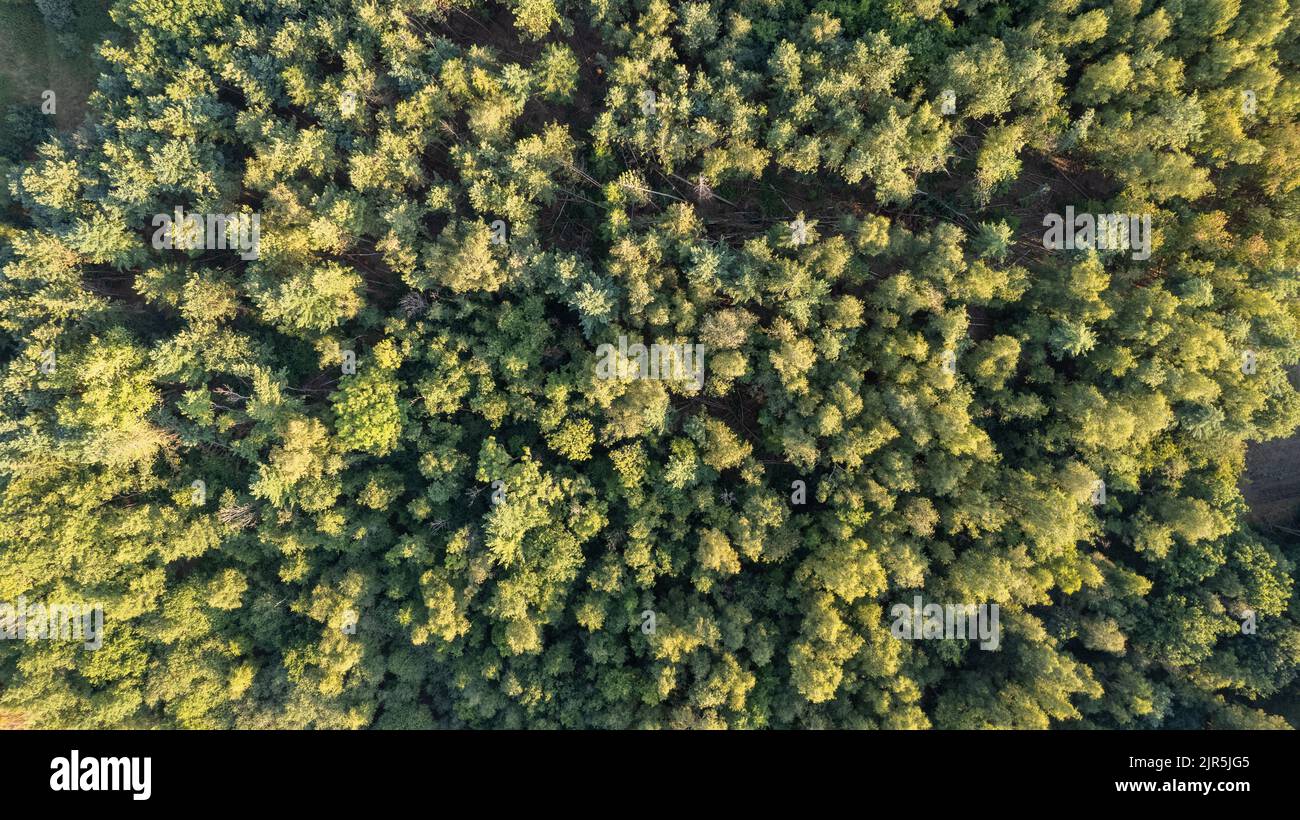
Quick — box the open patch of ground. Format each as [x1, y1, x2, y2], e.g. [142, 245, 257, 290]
[0, 0, 120, 130]
[1242, 367, 1300, 527]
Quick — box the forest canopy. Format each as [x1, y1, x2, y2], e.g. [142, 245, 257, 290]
[1, 0, 1299, 729]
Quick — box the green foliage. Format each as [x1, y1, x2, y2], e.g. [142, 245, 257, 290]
[0, 0, 1297, 730]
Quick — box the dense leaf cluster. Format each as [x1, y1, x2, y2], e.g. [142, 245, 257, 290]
[1, 0, 1298, 728]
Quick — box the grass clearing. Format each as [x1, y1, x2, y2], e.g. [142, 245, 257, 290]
[0, 0, 120, 130]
